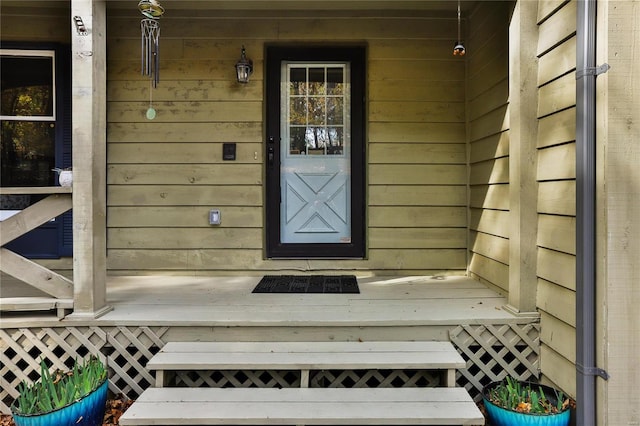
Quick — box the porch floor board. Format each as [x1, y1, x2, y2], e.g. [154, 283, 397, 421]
[1, 275, 534, 327]
[103, 275, 523, 326]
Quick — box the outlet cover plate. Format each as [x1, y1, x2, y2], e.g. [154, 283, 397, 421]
[209, 209, 221, 225]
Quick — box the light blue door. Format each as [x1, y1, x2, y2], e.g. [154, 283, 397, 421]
[280, 63, 351, 244]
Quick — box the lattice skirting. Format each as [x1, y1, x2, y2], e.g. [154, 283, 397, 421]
[450, 323, 540, 401]
[0, 326, 168, 413]
[173, 369, 442, 389]
[0, 324, 539, 413]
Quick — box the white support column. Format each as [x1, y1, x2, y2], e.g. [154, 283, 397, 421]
[69, 0, 111, 318]
[596, 1, 640, 424]
[506, 0, 539, 315]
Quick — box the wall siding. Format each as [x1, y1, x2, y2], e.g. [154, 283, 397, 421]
[535, 0, 577, 396]
[105, 11, 467, 275]
[467, 2, 511, 293]
[0, 5, 70, 44]
[0, 5, 469, 278]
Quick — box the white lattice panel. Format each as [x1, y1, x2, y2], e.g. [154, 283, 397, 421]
[175, 370, 301, 388]
[0, 326, 168, 413]
[449, 323, 540, 401]
[311, 369, 442, 388]
[171, 369, 441, 389]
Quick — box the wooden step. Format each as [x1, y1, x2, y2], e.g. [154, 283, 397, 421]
[119, 387, 485, 425]
[0, 297, 73, 319]
[148, 341, 465, 387]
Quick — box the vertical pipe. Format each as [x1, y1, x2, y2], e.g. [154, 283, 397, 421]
[576, 0, 598, 424]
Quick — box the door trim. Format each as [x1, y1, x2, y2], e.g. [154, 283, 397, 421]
[265, 45, 366, 259]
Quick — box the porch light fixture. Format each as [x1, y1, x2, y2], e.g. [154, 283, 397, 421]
[235, 46, 253, 84]
[453, 0, 466, 56]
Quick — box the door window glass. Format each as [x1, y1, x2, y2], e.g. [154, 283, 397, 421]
[286, 65, 346, 156]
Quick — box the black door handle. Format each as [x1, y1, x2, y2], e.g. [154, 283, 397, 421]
[268, 137, 275, 169]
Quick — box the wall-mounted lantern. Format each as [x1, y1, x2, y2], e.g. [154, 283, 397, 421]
[235, 46, 253, 83]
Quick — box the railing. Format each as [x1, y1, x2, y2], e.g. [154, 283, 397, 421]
[0, 187, 73, 318]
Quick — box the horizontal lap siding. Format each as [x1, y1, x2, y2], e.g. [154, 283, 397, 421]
[467, 2, 511, 293]
[108, 20, 258, 273]
[0, 6, 70, 43]
[368, 35, 466, 271]
[535, 0, 577, 397]
[106, 13, 467, 274]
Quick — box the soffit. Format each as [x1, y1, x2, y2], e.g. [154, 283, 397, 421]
[1, 0, 478, 13]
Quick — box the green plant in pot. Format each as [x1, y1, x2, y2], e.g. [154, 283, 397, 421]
[482, 376, 573, 426]
[11, 356, 108, 426]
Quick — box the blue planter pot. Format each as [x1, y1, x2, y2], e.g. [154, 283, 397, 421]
[12, 380, 108, 426]
[482, 380, 571, 426]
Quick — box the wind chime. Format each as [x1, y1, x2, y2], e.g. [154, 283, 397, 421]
[139, 0, 164, 119]
[453, 0, 466, 56]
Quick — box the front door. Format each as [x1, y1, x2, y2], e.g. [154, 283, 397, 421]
[266, 46, 365, 258]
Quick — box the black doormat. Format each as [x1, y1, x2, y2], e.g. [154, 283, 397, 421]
[252, 275, 359, 294]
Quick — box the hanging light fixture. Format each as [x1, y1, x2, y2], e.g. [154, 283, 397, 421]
[235, 46, 253, 84]
[453, 0, 466, 56]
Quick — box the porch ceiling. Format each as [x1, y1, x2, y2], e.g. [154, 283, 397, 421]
[112, 0, 477, 12]
[2, 0, 478, 13]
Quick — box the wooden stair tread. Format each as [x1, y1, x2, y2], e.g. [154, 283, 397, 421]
[119, 387, 485, 425]
[148, 341, 466, 370]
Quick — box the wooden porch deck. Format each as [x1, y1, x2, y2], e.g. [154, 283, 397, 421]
[2, 274, 530, 328]
[102, 274, 526, 326]
[0, 275, 540, 413]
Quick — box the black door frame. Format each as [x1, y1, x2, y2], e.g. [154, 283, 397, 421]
[265, 45, 366, 258]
